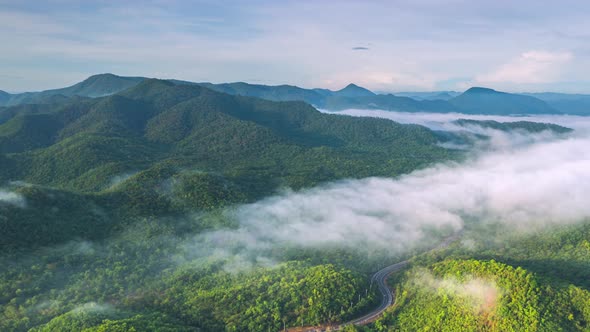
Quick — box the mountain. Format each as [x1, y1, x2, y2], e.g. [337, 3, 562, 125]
[192, 81, 327, 106]
[453, 119, 573, 133]
[4, 74, 577, 116]
[0, 79, 454, 249]
[3, 75, 590, 332]
[450, 87, 558, 115]
[0, 90, 10, 104]
[322, 93, 457, 112]
[1, 74, 145, 106]
[169, 79, 461, 112]
[0, 74, 455, 113]
[393, 91, 460, 100]
[522, 92, 590, 115]
[333, 83, 376, 98]
[49, 73, 146, 97]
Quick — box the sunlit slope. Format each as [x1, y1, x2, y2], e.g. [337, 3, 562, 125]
[380, 259, 590, 332]
[0, 80, 454, 250]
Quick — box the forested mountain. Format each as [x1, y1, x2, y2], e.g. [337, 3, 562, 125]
[1, 74, 589, 332]
[522, 92, 590, 115]
[0, 74, 144, 106]
[368, 220, 590, 332]
[392, 91, 460, 101]
[333, 83, 376, 98]
[449, 87, 558, 115]
[0, 90, 10, 104]
[189, 81, 327, 106]
[0, 77, 463, 332]
[452, 119, 573, 133]
[5, 74, 585, 115]
[0, 79, 454, 250]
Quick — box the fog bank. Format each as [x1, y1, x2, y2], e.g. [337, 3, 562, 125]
[193, 112, 590, 259]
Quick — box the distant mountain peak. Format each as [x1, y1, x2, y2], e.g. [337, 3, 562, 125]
[464, 87, 500, 94]
[344, 83, 362, 88]
[334, 83, 375, 98]
[451, 86, 557, 115]
[142, 78, 175, 86]
[87, 73, 119, 79]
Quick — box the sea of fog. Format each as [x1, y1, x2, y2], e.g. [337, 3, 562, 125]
[4, 109, 590, 269]
[193, 109, 590, 262]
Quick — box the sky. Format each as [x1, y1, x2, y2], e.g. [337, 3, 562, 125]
[2, 0, 590, 93]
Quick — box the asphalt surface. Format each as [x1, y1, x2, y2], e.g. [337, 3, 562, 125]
[291, 232, 462, 331]
[343, 260, 409, 326]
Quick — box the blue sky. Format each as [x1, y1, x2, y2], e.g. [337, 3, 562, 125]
[2, 0, 590, 93]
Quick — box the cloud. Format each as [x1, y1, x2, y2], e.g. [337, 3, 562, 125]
[413, 270, 502, 314]
[475, 50, 573, 84]
[70, 302, 115, 314]
[352, 47, 369, 51]
[178, 113, 590, 265]
[322, 109, 590, 132]
[4, 2, 590, 92]
[0, 190, 26, 208]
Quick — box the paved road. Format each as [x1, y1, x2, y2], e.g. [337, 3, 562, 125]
[288, 232, 462, 332]
[343, 260, 409, 326]
[340, 232, 462, 328]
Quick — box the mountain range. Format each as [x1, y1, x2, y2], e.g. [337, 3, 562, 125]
[0, 78, 453, 250]
[2, 73, 589, 115]
[1, 72, 587, 332]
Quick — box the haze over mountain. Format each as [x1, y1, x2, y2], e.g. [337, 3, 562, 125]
[522, 92, 590, 115]
[390, 91, 461, 101]
[4, 73, 590, 115]
[5, 1, 590, 331]
[2, 70, 590, 332]
[0, 78, 456, 250]
[449, 87, 558, 115]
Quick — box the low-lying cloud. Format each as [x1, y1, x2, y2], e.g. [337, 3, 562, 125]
[412, 270, 502, 314]
[322, 109, 590, 132]
[0, 189, 26, 208]
[184, 112, 590, 262]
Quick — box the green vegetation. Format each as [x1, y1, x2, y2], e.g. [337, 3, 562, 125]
[453, 119, 573, 133]
[0, 79, 454, 250]
[449, 87, 557, 115]
[0, 80, 452, 331]
[5, 73, 581, 115]
[2, 75, 589, 332]
[0, 217, 381, 331]
[365, 221, 590, 331]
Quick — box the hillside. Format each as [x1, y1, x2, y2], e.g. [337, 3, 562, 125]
[0, 74, 145, 106]
[1, 75, 589, 332]
[333, 83, 376, 98]
[0, 79, 454, 250]
[393, 91, 460, 101]
[522, 92, 590, 115]
[0, 78, 460, 332]
[452, 119, 573, 133]
[450, 87, 558, 115]
[0, 90, 9, 104]
[369, 219, 590, 332]
[5, 74, 577, 116]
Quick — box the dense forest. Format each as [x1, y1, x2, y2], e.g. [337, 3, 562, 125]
[1, 78, 587, 331]
[0, 80, 453, 331]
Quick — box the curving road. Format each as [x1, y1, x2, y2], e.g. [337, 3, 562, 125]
[340, 232, 461, 329]
[288, 233, 461, 332]
[342, 260, 409, 326]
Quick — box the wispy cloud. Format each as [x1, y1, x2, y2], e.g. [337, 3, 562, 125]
[175, 113, 590, 266]
[412, 270, 502, 315]
[2, 1, 590, 92]
[0, 189, 26, 208]
[475, 50, 573, 85]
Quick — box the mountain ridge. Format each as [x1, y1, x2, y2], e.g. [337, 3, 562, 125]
[3, 73, 589, 115]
